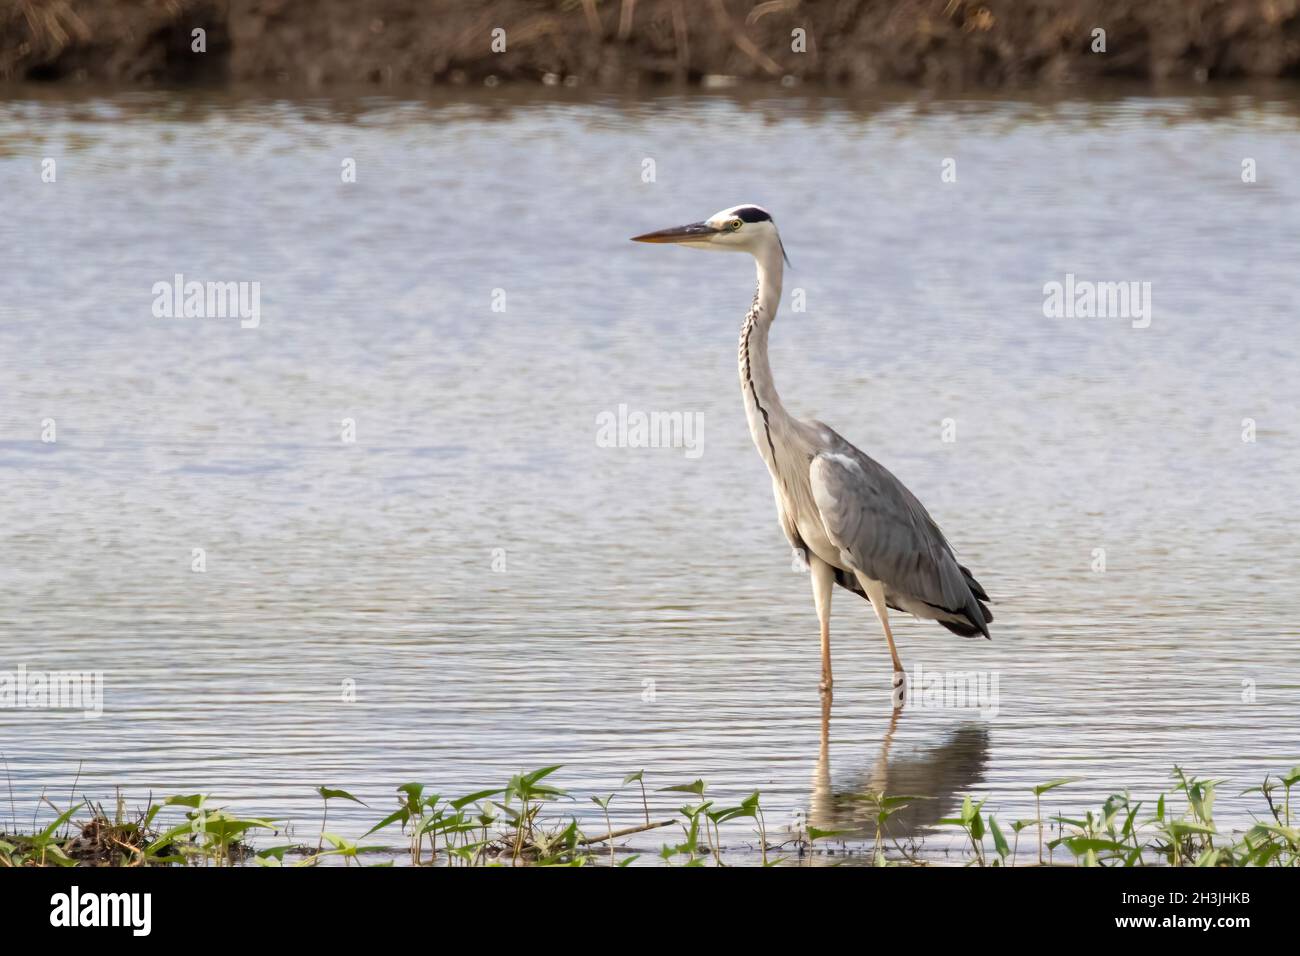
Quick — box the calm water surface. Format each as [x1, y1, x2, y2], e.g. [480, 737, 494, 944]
[1, 87, 1297, 859]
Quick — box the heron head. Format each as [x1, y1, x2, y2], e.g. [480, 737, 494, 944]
[631, 204, 790, 265]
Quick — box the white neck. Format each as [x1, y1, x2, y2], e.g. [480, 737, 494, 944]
[737, 241, 791, 468]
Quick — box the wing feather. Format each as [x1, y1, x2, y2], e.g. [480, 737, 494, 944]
[808, 430, 990, 637]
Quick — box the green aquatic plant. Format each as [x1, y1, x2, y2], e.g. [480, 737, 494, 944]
[1030, 776, 1079, 864]
[854, 791, 930, 865]
[3, 762, 1298, 868]
[623, 770, 650, 826]
[591, 794, 615, 864]
[659, 778, 711, 864]
[0, 800, 83, 867]
[939, 795, 988, 866]
[502, 765, 566, 863]
[315, 786, 367, 854]
[137, 795, 278, 866]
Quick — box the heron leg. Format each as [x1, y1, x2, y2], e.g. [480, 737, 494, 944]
[810, 556, 835, 694]
[856, 573, 905, 675]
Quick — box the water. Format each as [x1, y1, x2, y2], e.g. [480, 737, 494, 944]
[1, 86, 1297, 860]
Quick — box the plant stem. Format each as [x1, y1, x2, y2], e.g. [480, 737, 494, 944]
[575, 818, 675, 846]
[1036, 793, 1042, 865]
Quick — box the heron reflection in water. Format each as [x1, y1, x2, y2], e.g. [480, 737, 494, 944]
[802, 701, 991, 861]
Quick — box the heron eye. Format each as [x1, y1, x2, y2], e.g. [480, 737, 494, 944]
[729, 219, 743, 231]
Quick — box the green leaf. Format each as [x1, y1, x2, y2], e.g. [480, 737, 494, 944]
[317, 787, 368, 807]
[807, 826, 849, 841]
[43, 844, 78, 867]
[147, 820, 200, 855]
[1247, 823, 1299, 845]
[321, 832, 355, 851]
[1063, 837, 1130, 855]
[396, 783, 425, 807]
[712, 805, 754, 824]
[525, 784, 568, 800]
[523, 765, 564, 785]
[1165, 821, 1217, 837]
[38, 801, 84, 841]
[449, 788, 504, 810]
[875, 795, 931, 810]
[989, 816, 1009, 859]
[1246, 842, 1283, 867]
[363, 806, 411, 837]
[1033, 777, 1081, 796]
[659, 780, 707, 797]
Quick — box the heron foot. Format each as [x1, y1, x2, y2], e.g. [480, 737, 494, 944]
[890, 669, 907, 710]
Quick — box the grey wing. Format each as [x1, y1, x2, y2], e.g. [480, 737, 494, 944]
[808, 437, 992, 639]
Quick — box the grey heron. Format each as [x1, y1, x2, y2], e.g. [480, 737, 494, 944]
[632, 204, 992, 695]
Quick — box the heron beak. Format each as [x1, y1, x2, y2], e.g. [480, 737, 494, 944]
[630, 221, 720, 243]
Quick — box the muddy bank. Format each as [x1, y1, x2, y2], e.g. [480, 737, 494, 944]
[1, 1, 1299, 91]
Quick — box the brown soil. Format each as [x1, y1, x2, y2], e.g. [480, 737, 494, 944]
[1, 0, 1299, 90]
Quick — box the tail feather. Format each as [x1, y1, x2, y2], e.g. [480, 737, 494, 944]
[939, 597, 993, 639]
[959, 563, 990, 602]
[835, 566, 994, 640]
[949, 564, 993, 640]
